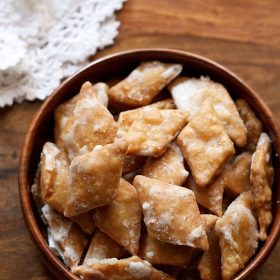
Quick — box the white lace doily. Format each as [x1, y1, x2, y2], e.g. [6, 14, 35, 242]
[0, 0, 125, 107]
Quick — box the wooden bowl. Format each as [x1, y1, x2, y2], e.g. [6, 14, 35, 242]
[19, 49, 280, 279]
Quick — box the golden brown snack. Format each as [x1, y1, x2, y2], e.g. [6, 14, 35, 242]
[64, 141, 127, 217]
[108, 61, 182, 107]
[133, 176, 208, 251]
[40, 143, 95, 234]
[84, 230, 127, 264]
[215, 192, 258, 280]
[40, 142, 70, 213]
[117, 99, 176, 138]
[55, 82, 118, 160]
[139, 233, 193, 267]
[73, 256, 175, 280]
[42, 204, 88, 268]
[94, 179, 142, 255]
[177, 102, 235, 187]
[250, 133, 274, 240]
[188, 176, 224, 217]
[142, 142, 189, 185]
[223, 152, 252, 198]
[126, 107, 188, 157]
[169, 76, 247, 147]
[236, 99, 263, 152]
[198, 230, 221, 280]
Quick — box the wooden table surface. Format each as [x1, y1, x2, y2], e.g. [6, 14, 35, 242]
[0, 0, 279, 279]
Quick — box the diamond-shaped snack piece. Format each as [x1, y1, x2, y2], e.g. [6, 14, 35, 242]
[187, 176, 224, 217]
[223, 152, 252, 198]
[108, 61, 182, 107]
[54, 82, 109, 152]
[84, 230, 127, 264]
[198, 230, 221, 280]
[236, 99, 263, 152]
[177, 102, 235, 187]
[117, 99, 176, 138]
[126, 107, 188, 157]
[42, 204, 88, 268]
[168, 76, 247, 146]
[142, 142, 189, 185]
[215, 192, 258, 280]
[64, 141, 127, 217]
[139, 233, 193, 267]
[55, 81, 118, 160]
[250, 133, 274, 240]
[133, 176, 208, 250]
[73, 256, 175, 280]
[40, 142, 70, 214]
[94, 178, 142, 255]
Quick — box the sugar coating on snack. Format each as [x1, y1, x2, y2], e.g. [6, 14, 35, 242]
[215, 192, 258, 280]
[125, 108, 188, 157]
[42, 204, 88, 268]
[177, 102, 235, 187]
[250, 133, 274, 241]
[142, 142, 189, 185]
[93, 179, 142, 255]
[134, 176, 208, 250]
[109, 61, 182, 107]
[169, 76, 247, 146]
[56, 82, 118, 160]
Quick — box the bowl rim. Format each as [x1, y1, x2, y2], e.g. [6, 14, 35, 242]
[19, 48, 280, 280]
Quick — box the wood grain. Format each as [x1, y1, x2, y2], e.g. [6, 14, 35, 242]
[0, 0, 279, 279]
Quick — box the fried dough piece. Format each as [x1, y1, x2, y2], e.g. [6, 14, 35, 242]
[188, 176, 224, 217]
[139, 233, 193, 267]
[64, 141, 127, 217]
[177, 102, 235, 187]
[250, 133, 274, 240]
[169, 76, 247, 146]
[224, 152, 252, 198]
[54, 82, 109, 151]
[215, 192, 258, 280]
[117, 99, 176, 138]
[94, 179, 142, 255]
[55, 82, 118, 159]
[198, 230, 221, 280]
[40, 143, 95, 234]
[84, 230, 127, 264]
[42, 204, 88, 268]
[236, 99, 263, 152]
[133, 176, 208, 250]
[40, 142, 70, 213]
[108, 61, 182, 107]
[73, 256, 175, 280]
[126, 107, 188, 157]
[139, 214, 217, 268]
[142, 142, 189, 185]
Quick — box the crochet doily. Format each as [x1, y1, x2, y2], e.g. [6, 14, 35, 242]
[0, 0, 125, 107]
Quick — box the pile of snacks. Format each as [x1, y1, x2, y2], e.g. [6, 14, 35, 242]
[32, 61, 274, 280]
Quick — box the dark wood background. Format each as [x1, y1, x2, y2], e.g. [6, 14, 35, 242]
[0, 0, 279, 279]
